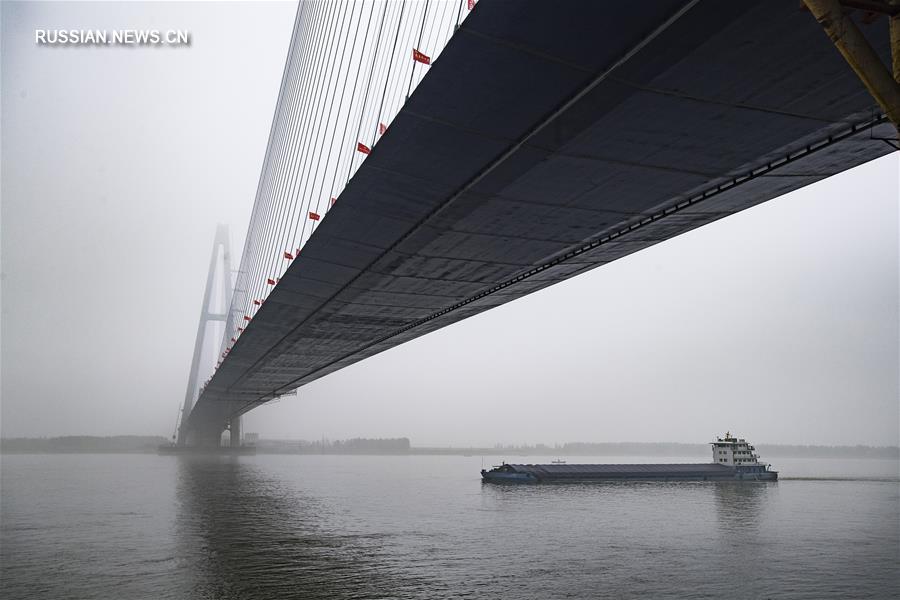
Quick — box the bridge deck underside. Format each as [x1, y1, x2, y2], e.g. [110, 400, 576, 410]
[189, 0, 895, 428]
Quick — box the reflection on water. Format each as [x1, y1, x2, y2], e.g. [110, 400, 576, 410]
[2, 454, 897, 599]
[475, 479, 782, 599]
[711, 480, 772, 535]
[173, 457, 417, 600]
[710, 481, 773, 594]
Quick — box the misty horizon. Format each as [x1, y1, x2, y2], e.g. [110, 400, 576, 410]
[2, 1, 898, 448]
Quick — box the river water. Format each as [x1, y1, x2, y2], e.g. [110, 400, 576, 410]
[1, 453, 898, 599]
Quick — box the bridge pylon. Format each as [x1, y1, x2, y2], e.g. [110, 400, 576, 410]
[175, 224, 236, 447]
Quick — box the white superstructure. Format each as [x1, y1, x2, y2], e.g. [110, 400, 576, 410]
[711, 432, 765, 467]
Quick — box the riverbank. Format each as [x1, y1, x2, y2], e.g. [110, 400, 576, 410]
[2, 436, 897, 459]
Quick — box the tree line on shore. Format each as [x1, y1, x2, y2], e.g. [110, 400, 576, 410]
[2, 436, 897, 459]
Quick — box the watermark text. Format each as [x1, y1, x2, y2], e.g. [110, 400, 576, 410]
[35, 29, 191, 46]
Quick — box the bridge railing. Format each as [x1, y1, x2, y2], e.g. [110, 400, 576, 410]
[212, 0, 476, 382]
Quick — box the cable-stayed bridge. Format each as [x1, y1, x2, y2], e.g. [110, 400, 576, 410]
[176, 0, 898, 446]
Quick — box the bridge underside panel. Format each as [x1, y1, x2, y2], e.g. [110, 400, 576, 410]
[188, 0, 895, 428]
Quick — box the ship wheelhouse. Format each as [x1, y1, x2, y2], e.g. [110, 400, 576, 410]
[710, 431, 770, 473]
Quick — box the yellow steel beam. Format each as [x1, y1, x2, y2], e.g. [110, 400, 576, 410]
[803, 0, 900, 134]
[891, 3, 899, 82]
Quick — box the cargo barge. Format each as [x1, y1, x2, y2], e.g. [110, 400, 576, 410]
[481, 432, 777, 483]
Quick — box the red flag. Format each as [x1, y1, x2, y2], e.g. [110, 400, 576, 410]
[309, 211, 320, 221]
[357, 142, 371, 154]
[379, 122, 387, 135]
[238, 327, 244, 332]
[412, 48, 431, 65]
[253, 299, 261, 306]
[329, 197, 337, 207]
[283, 251, 294, 260]
[243, 315, 251, 321]
[267, 278, 276, 285]
[230, 337, 236, 343]
[468, 0, 475, 9]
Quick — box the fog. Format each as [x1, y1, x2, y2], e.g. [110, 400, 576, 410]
[2, 1, 898, 447]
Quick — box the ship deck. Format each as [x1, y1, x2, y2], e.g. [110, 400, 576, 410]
[500, 463, 741, 480]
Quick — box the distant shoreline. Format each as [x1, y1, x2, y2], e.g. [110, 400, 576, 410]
[2, 436, 898, 459]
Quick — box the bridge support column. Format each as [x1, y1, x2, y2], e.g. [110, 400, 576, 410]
[229, 416, 242, 448]
[803, 0, 900, 135]
[191, 420, 225, 448]
[175, 224, 233, 446]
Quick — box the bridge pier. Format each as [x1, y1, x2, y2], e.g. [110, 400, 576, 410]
[180, 415, 241, 448]
[194, 421, 226, 448]
[228, 416, 242, 448]
[178, 416, 224, 448]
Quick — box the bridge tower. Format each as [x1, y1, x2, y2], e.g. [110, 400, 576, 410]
[175, 224, 239, 447]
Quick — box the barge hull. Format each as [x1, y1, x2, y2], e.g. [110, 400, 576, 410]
[481, 463, 777, 483]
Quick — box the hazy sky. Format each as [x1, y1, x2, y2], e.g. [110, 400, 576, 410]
[2, 1, 898, 447]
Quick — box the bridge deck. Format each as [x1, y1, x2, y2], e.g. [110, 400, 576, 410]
[189, 0, 895, 429]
